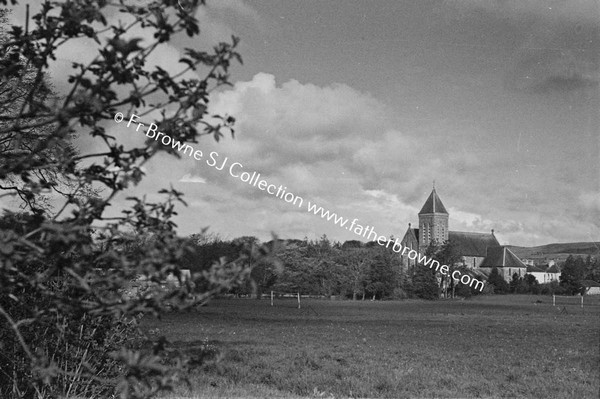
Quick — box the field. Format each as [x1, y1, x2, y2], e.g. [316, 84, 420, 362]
[143, 295, 600, 399]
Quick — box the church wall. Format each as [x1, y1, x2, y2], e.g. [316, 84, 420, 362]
[400, 228, 419, 269]
[478, 267, 527, 283]
[458, 256, 486, 269]
[499, 267, 527, 282]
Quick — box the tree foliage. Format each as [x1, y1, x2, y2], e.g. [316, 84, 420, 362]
[560, 255, 587, 295]
[487, 267, 509, 294]
[0, 1, 276, 397]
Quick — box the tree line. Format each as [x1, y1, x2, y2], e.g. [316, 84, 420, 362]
[179, 234, 600, 300]
[177, 234, 482, 301]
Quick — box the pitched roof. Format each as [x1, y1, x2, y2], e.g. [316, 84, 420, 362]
[410, 228, 419, 241]
[480, 246, 527, 268]
[527, 265, 545, 273]
[418, 189, 448, 215]
[448, 231, 500, 257]
[581, 280, 600, 287]
[546, 265, 560, 273]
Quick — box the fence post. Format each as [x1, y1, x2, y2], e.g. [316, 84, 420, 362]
[581, 295, 584, 309]
[297, 292, 301, 309]
[271, 291, 273, 307]
[552, 294, 555, 307]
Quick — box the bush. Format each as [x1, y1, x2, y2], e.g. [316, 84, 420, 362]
[412, 268, 439, 300]
[454, 283, 473, 298]
[487, 267, 510, 294]
[0, 1, 277, 397]
[540, 281, 567, 296]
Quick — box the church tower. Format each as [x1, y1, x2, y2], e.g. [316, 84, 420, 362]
[418, 185, 449, 249]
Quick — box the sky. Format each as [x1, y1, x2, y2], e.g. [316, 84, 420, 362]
[5, 0, 600, 247]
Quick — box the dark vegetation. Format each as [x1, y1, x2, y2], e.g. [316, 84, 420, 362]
[0, 1, 277, 397]
[179, 235, 482, 301]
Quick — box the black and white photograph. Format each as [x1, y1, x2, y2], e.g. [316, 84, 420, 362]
[0, 0, 599, 398]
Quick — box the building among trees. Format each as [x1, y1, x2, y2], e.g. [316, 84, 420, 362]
[525, 264, 561, 283]
[400, 186, 560, 283]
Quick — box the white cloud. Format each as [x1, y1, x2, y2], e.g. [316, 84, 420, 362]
[179, 174, 206, 184]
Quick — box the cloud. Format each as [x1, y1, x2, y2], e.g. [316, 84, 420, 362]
[508, 29, 599, 93]
[443, 0, 600, 93]
[206, 0, 261, 24]
[445, 0, 599, 23]
[179, 174, 206, 184]
[579, 192, 600, 223]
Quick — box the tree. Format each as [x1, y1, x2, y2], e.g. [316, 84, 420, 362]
[560, 255, 587, 295]
[524, 273, 540, 294]
[234, 237, 280, 298]
[509, 273, 529, 294]
[584, 255, 600, 282]
[364, 249, 398, 300]
[336, 247, 372, 300]
[0, 8, 97, 212]
[436, 240, 462, 298]
[487, 267, 509, 294]
[0, 1, 273, 397]
[410, 241, 440, 299]
[412, 266, 439, 299]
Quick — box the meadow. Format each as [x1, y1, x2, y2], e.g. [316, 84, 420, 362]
[144, 295, 600, 398]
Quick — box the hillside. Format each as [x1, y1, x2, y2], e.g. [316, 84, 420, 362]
[507, 242, 600, 264]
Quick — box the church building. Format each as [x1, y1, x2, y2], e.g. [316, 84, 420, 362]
[400, 186, 528, 282]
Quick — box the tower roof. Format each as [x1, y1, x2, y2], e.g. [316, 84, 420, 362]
[418, 188, 448, 215]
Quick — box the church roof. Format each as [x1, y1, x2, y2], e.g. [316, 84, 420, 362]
[448, 231, 500, 257]
[418, 188, 448, 215]
[409, 228, 419, 241]
[480, 246, 527, 268]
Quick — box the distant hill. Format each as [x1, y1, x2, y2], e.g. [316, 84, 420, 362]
[508, 242, 600, 264]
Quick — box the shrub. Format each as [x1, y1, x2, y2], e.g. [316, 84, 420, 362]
[487, 267, 510, 294]
[0, 1, 276, 397]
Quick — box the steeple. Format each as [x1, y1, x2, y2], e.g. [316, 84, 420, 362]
[418, 187, 448, 215]
[418, 185, 449, 248]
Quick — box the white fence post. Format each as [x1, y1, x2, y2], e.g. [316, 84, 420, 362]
[552, 294, 555, 306]
[297, 292, 301, 309]
[271, 291, 273, 307]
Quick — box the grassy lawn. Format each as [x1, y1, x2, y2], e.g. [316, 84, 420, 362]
[144, 295, 600, 398]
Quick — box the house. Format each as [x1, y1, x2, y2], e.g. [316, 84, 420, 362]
[545, 265, 561, 282]
[581, 280, 600, 295]
[525, 264, 560, 284]
[526, 265, 547, 283]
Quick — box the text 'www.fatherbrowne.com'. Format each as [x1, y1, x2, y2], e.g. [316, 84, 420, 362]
[114, 112, 485, 291]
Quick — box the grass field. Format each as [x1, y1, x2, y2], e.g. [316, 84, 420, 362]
[143, 295, 600, 398]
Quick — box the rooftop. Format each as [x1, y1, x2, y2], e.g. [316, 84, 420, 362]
[480, 246, 527, 268]
[418, 188, 448, 215]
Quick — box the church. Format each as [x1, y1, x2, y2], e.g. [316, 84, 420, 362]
[400, 186, 528, 282]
